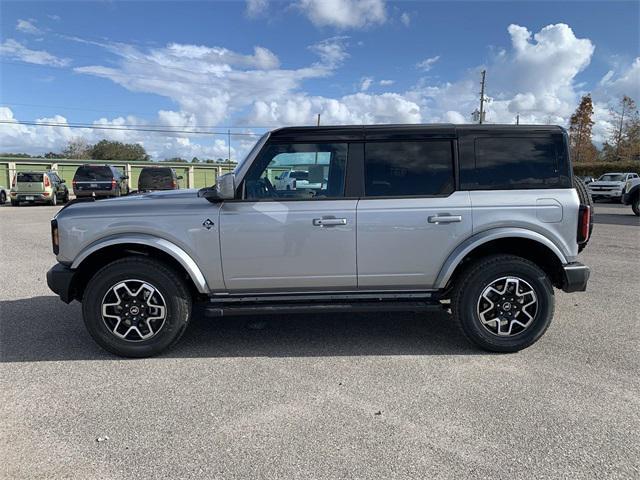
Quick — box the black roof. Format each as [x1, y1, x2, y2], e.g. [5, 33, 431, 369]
[269, 124, 565, 141]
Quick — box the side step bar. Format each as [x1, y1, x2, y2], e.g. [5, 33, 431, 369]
[203, 300, 444, 318]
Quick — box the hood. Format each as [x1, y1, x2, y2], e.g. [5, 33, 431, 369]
[589, 181, 624, 187]
[56, 188, 210, 219]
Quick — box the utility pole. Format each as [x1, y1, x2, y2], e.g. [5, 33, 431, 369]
[478, 69, 486, 125]
[227, 129, 231, 162]
[317, 113, 321, 126]
[516, 113, 520, 125]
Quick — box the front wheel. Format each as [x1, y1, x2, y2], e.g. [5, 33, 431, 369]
[82, 257, 192, 357]
[451, 255, 554, 352]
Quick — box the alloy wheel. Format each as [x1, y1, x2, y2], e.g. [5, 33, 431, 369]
[476, 276, 538, 336]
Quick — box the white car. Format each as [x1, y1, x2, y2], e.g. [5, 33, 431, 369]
[587, 172, 639, 201]
[275, 170, 325, 191]
[0, 185, 9, 204]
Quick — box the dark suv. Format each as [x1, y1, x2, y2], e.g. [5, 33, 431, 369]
[72, 165, 129, 199]
[138, 167, 183, 191]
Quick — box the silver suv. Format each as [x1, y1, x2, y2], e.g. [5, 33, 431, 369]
[47, 125, 592, 357]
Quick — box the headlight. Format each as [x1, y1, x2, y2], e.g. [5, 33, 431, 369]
[626, 180, 632, 190]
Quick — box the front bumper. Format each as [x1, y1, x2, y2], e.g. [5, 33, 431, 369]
[589, 190, 622, 198]
[561, 262, 590, 293]
[47, 263, 77, 303]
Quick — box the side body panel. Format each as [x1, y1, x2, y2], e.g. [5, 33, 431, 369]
[356, 192, 472, 288]
[219, 200, 358, 291]
[469, 189, 580, 261]
[55, 191, 225, 292]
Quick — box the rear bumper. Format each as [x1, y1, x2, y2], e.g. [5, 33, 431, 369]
[47, 263, 76, 303]
[11, 192, 51, 202]
[74, 190, 114, 198]
[561, 262, 590, 293]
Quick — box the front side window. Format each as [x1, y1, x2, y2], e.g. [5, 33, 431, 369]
[364, 141, 454, 197]
[243, 143, 347, 200]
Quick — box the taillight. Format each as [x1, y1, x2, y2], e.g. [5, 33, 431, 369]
[72, 180, 77, 189]
[172, 180, 177, 189]
[51, 219, 59, 255]
[577, 205, 591, 244]
[44, 175, 51, 188]
[111, 179, 116, 189]
[11, 174, 16, 187]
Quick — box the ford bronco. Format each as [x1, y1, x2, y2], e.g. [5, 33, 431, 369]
[47, 124, 592, 357]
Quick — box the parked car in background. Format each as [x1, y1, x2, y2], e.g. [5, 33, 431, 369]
[10, 171, 69, 206]
[47, 124, 592, 358]
[0, 185, 10, 204]
[587, 172, 639, 201]
[72, 165, 129, 199]
[622, 177, 640, 216]
[578, 175, 594, 184]
[275, 170, 326, 191]
[138, 167, 183, 191]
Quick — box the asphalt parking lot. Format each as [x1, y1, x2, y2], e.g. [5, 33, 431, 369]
[1, 202, 639, 479]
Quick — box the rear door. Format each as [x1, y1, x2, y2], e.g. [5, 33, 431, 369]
[16, 172, 44, 193]
[219, 141, 357, 292]
[356, 139, 472, 289]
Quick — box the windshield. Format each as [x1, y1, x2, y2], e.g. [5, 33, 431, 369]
[598, 174, 625, 182]
[234, 132, 269, 175]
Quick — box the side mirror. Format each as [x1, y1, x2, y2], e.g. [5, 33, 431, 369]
[177, 175, 184, 180]
[60, 179, 66, 183]
[216, 172, 236, 199]
[122, 175, 129, 180]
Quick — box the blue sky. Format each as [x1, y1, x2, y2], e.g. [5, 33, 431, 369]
[1, 0, 639, 159]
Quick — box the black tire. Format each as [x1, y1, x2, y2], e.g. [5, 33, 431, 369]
[62, 191, 69, 203]
[50, 192, 57, 206]
[451, 254, 555, 353]
[573, 175, 593, 252]
[632, 195, 640, 217]
[11, 199, 18, 206]
[0, 191, 5, 204]
[82, 257, 192, 358]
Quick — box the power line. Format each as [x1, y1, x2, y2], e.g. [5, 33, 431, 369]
[0, 120, 263, 137]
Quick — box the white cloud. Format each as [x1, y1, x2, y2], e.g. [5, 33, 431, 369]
[379, 79, 394, 86]
[16, 19, 42, 35]
[246, 0, 268, 17]
[47, 14, 61, 21]
[359, 76, 373, 91]
[0, 39, 70, 67]
[298, 0, 386, 29]
[417, 55, 440, 72]
[308, 36, 350, 66]
[400, 12, 410, 27]
[596, 57, 640, 100]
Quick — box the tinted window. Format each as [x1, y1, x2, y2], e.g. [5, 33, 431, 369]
[364, 141, 454, 197]
[244, 143, 347, 200]
[474, 137, 559, 189]
[74, 166, 114, 181]
[17, 173, 43, 182]
[139, 168, 174, 190]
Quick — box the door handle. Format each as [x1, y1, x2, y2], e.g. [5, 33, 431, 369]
[312, 217, 347, 227]
[428, 215, 462, 224]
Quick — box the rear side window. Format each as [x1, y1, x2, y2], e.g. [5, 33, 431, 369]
[17, 173, 43, 182]
[364, 141, 454, 197]
[74, 166, 113, 181]
[474, 137, 560, 189]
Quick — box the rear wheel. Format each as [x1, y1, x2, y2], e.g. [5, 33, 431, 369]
[451, 255, 554, 352]
[82, 257, 192, 358]
[50, 192, 57, 206]
[62, 191, 69, 203]
[633, 196, 640, 216]
[0, 191, 5, 204]
[11, 199, 19, 206]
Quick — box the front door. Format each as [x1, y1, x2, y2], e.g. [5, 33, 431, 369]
[356, 139, 472, 289]
[219, 142, 357, 292]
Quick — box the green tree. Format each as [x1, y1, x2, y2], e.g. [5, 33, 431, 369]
[569, 94, 597, 163]
[90, 140, 149, 161]
[62, 138, 92, 159]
